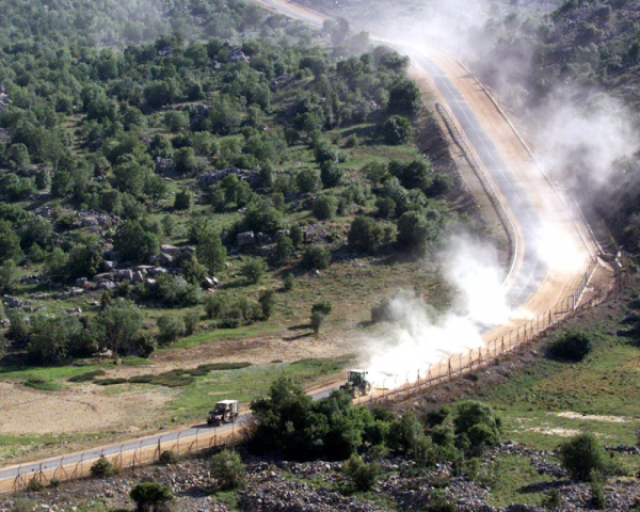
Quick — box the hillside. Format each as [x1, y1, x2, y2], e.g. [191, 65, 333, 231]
[0, 0, 491, 459]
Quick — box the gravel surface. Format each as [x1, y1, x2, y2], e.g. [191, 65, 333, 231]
[2, 444, 640, 512]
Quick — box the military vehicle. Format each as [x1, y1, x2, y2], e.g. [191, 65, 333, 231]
[207, 400, 239, 426]
[340, 370, 372, 398]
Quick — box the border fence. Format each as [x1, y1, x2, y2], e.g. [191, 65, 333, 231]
[0, 254, 607, 495]
[359, 256, 605, 407]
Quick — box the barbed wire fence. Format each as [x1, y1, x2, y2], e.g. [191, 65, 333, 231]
[2, 254, 607, 495]
[359, 256, 606, 406]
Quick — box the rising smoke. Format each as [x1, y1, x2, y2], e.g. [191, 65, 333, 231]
[364, 234, 510, 380]
[354, 0, 636, 382]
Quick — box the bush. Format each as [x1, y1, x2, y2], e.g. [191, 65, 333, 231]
[283, 273, 295, 291]
[312, 195, 338, 221]
[383, 115, 413, 145]
[542, 488, 561, 509]
[26, 477, 45, 492]
[156, 316, 186, 346]
[342, 454, 380, 491]
[453, 401, 501, 457]
[546, 330, 592, 362]
[90, 456, 118, 478]
[183, 310, 200, 336]
[159, 450, 178, 465]
[209, 450, 246, 490]
[559, 433, 609, 481]
[302, 244, 331, 270]
[259, 290, 276, 319]
[130, 482, 173, 512]
[68, 369, 107, 382]
[310, 310, 325, 335]
[174, 189, 193, 210]
[240, 258, 267, 284]
[348, 216, 384, 254]
[312, 302, 333, 316]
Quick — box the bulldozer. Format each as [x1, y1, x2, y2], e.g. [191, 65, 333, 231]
[340, 370, 372, 398]
[207, 400, 239, 426]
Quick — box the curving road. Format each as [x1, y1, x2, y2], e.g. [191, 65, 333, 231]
[0, 0, 601, 493]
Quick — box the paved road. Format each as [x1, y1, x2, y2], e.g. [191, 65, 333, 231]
[0, 0, 558, 491]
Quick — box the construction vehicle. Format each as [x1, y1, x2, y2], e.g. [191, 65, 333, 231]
[340, 370, 372, 398]
[207, 400, 239, 426]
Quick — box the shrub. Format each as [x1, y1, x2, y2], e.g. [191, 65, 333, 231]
[159, 450, 179, 465]
[320, 162, 343, 188]
[68, 370, 107, 382]
[183, 310, 200, 336]
[542, 488, 562, 509]
[26, 477, 45, 492]
[283, 273, 295, 291]
[174, 189, 192, 210]
[90, 455, 118, 478]
[156, 316, 186, 346]
[259, 290, 276, 319]
[428, 489, 457, 512]
[342, 454, 380, 491]
[348, 216, 384, 254]
[209, 450, 246, 490]
[311, 310, 325, 335]
[559, 433, 609, 481]
[240, 258, 267, 284]
[302, 244, 331, 270]
[130, 482, 174, 512]
[591, 480, 606, 509]
[453, 401, 501, 456]
[546, 330, 592, 362]
[383, 115, 413, 145]
[312, 302, 333, 316]
[312, 195, 338, 221]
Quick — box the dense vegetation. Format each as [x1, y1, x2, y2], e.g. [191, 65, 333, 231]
[0, 0, 460, 366]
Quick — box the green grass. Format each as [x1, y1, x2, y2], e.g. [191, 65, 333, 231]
[482, 331, 640, 449]
[23, 377, 64, 391]
[169, 324, 282, 350]
[486, 455, 555, 507]
[164, 355, 354, 422]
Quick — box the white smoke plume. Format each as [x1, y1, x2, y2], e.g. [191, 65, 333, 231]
[364, 234, 508, 381]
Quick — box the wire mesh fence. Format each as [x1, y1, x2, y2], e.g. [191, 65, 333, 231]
[359, 256, 603, 406]
[1, 256, 604, 494]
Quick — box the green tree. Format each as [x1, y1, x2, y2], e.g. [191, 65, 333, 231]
[320, 161, 343, 189]
[156, 316, 186, 346]
[559, 433, 610, 482]
[296, 168, 322, 193]
[174, 147, 197, 174]
[312, 195, 338, 221]
[383, 115, 413, 145]
[348, 217, 384, 254]
[388, 79, 422, 117]
[145, 175, 169, 206]
[204, 293, 228, 320]
[259, 290, 276, 319]
[0, 221, 22, 264]
[114, 221, 160, 263]
[302, 244, 331, 270]
[396, 210, 440, 254]
[453, 401, 501, 456]
[0, 259, 18, 293]
[27, 314, 82, 364]
[196, 229, 227, 275]
[290, 225, 304, 248]
[97, 299, 143, 355]
[174, 189, 193, 210]
[546, 330, 592, 362]
[183, 310, 200, 336]
[273, 233, 294, 267]
[342, 454, 380, 492]
[209, 450, 246, 490]
[240, 258, 267, 284]
[130, 482, 173, 512]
